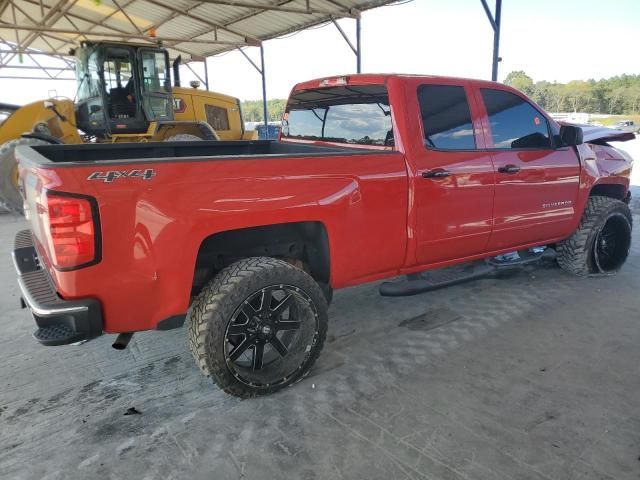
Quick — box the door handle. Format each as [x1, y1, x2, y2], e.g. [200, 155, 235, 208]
[422, 169, 450, 179]
[498, 164, 520, 174]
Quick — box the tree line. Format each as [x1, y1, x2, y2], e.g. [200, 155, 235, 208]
[241, 99, 286, 122]
[504, 71, 640, 114]
[241, 72, 640, 121]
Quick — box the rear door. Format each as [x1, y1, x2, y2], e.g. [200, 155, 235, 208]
[476, 87, 581, 250]
[412, 80, 496, 265]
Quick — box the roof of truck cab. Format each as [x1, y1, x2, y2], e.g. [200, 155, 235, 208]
[291, 73, 505, 92]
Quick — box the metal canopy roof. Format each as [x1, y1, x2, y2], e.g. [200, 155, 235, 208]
[0, 0, 396, 61]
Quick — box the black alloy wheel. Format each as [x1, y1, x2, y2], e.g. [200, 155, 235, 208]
[187, 257, 328, 397]
[593, 212, 631, 273]
[224, 284, 320, 387]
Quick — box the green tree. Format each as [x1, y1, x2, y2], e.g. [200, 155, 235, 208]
[564, 80, 592, 112]
[502, 71, 640, 114]
[241, 99, 287, 122]
[504, 70, 534, 95]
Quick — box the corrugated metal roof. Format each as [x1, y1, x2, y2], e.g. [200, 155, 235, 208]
[0, 0, 398, 61]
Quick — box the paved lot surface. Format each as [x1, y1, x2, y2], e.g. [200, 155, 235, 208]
[1, 190, 640, 478]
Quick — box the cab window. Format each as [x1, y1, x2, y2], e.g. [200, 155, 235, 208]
[481, 89, 551, 149]
[418, 84, 476, 150]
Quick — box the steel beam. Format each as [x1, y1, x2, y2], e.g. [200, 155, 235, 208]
[260, 44, 268, 129]
[20, 0, 78, 51]
[0, 75, 73, 80]
[0, 47, 71, 57]
[0, 24, 248, 46]
[331, 18, 357, 55]
[144, 0, 260, 45]
[192, 0, 359, 18]
[356, 17, 361, 73]
[111, 0, 144, 35]
[204, 59, 209, 90]
[185, 62, 207, 87]
[331, 17, 362, 73]
[0, 64, 71, 70]
[480, 0, 502, 81]
[492, 0, 502, 82]
[237, 46, 268, 128]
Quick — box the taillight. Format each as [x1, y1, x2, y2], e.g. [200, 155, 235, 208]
[39, 192, 100, 270]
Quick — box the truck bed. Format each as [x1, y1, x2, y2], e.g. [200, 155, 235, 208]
[24, 140, 364, 166]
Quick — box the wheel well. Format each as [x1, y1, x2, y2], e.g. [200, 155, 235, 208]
[590, 184, 627, 201]
[192, 222, 330, 295]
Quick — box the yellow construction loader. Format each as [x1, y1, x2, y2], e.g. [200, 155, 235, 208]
[0, 41, 256, 213]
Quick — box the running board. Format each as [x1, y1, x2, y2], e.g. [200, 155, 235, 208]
[379, 249, 554, 297]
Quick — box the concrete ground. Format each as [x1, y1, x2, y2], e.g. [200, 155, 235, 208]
[1, 153, 640, 479]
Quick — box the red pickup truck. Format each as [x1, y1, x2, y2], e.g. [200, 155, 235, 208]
[13, 74, 634, 397]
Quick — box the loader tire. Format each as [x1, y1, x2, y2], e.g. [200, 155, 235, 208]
[556, 195, 632, 276]
[187, 257, 328, 398]
[164, 134, 203, 142]
[0, 137, 49, 214]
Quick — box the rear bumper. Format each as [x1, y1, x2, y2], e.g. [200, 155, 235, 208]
[13, 230, 103, 346]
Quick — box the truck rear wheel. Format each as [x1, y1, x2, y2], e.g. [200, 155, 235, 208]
[556, 195, 632, 276]
[187, 257, 328, 398]
[0, 138, 49, 214]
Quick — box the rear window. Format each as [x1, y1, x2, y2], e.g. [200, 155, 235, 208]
[481, 88, 551, 149]
[282, 85, 393, 146]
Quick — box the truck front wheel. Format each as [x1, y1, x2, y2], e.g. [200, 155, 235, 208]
[187, 257, 328, 397]
[557, 195, 632, 276]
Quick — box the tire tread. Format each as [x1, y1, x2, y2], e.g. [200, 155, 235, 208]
[557, 195, 632, 276]
[187, 256, 328, 398]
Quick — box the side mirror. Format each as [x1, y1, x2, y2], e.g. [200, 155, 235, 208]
[559, 125, 583, 146]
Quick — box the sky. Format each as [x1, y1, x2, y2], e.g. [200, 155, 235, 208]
[0, 0, 638, 104]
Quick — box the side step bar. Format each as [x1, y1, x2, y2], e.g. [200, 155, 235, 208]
[379, 249, 554, 297]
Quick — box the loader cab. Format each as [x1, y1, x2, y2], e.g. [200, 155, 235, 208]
[75, 42, 173, 137]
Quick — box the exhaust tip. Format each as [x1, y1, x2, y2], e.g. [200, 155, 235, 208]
[112, 332, 134, 350]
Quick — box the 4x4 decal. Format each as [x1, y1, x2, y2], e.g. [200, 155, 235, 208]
[88, 169, 156, 183]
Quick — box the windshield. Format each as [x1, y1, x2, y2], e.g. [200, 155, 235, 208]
[103, 54, 134, 96]
[282, 85, 393, 146]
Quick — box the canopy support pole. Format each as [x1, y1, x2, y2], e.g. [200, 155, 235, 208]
[204, 59, 210, 90]
[238, 45, 268, 128]
[260, 44, 268, 128]
[356, 18, 361, 73]
[185, 62, 207, 88]
[331, 16, 362, 73]
[480, 0, 502, 81]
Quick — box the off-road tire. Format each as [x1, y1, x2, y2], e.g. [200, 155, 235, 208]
[187, 256, 328, 398]
[0, 137, 50, 214]
[164, 134, 203, 142]
[556, 195, 632, 276]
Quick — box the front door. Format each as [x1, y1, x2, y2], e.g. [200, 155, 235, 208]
[413, 82, 496, 265]
[476, 87, 581, 250]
